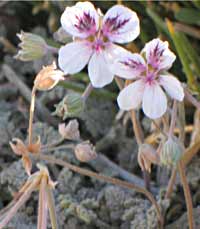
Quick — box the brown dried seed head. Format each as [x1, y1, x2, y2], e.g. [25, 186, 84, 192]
[34, 61, 64, 91]
[9, 138, 28, 156]
[22, 155, 32, 176]
[27, 136, 41, 154]
[74, 142, 97, 162]
[59, 119, 80, 140]
[138, 144, 160, 172]
[36, 164, 57, 189]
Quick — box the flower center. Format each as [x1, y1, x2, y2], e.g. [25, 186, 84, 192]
[92, 38, 104, 52]
[145, 72, 156, 85]
[87, 30, 109, 52]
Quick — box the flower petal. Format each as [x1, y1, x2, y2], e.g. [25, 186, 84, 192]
[61, 2, 99, 38]
[102, 5, 140, 44]
[111, 51, 146, 79]
[142, 38, 176, 70]
[142, 82, 167, 119]
[88, 51, 114, 88]
[117, 79, 145, 110]
[58, 41, 92, 74]
[159, 74, 184, 101]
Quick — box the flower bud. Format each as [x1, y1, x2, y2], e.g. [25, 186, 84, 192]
[15, 31, 47, 61]
[36, 164, 57, 189]
[74, 142, 97, 162]
[59, 119, 80, 141]
[53, 93, 85, 119]
[34, 61, 64, 91]
[161, 136, 184, 167]
[53, 27, 72, 43]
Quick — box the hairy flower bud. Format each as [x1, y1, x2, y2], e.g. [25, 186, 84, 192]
[59, 119, 80, 141]
[161, 136, 184, 167]
[34, 61, 64, 91]
[53, 93, 84, 119]
[74, 142, 97, 162]
[15, 31, 47, 61]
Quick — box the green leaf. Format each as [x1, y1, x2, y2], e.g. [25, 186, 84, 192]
[179, 33, 200, 77]
[146, 8, 169, 36]
[59, 81, 117, 100]
[175, 8, 200, 26]
[166, 20, 200, 92]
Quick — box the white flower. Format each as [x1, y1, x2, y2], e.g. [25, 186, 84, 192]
[58, 1, 140, 88]
[113, 38, 184, 119]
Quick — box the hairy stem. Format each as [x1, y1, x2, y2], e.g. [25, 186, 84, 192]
[165, 138, 200, 200]
[46, 45, 59, 54]
[46, 187, 58, 229]
[38, 177, 48, 229]
[41, 138, 64, 150]
[130, 110, 144, 145]
[178, 161, 194, 229]
[81, 83, 93, 102]
[28, 86, 37, 145]
[184, 87, 200, 110]
[182, 139, 200, 166]
[165, 168, 177, 199]
[169, 100, 177, 137]
[35, 153, 163, 227]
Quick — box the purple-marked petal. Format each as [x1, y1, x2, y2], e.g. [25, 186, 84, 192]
[111, 51, 146, 79]
[88, 51, 114, 88]
[58, 41, 93, 74]
[61, 2, 99, 38]
[102, 5, 140, 44]
[142, 38, 176, 70]
[142, 82, 167, 119]
[117, 79, 145, 110]
[159, 74, 184, 101]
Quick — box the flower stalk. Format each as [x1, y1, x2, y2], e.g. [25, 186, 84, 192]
[178, 161, 194, 229]
[46, 187, 58, 229]
[81, 83, 94, 102]
[169, 100, 178, 137]
[28, 85, 36, 146]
